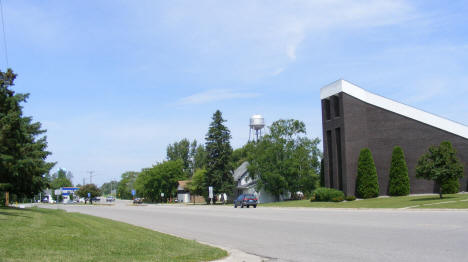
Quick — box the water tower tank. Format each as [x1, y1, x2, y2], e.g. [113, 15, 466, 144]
[250, 114, 265, 130]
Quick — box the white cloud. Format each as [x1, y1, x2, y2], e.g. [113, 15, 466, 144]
[179, 89, 261, 105]
[272, 67, 285, 76]
[121, 0, 415, 80]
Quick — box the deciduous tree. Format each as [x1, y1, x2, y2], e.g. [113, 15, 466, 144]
[187, 168, 206, 204]
[416, 141, 463, 198]
[76, 184, 101, 203]
[248, 119, 321, 200]
[135, 160, 186, 202]
[50, 169, 73, 189]
[117, 171, 138, 199]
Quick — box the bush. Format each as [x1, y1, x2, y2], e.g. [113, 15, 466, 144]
[440, 179, 460, 194]
[345, 195, 356, 201]
[331, 197, 344, 202]
[388, 146, 410, 196]
[312, 187, 345, 202]
[355, 148, 379, 199]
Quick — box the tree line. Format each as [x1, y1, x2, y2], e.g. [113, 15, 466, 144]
[115, 111, 323, 203]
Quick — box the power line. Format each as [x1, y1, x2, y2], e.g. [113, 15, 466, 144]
[0, 0, 9, 69]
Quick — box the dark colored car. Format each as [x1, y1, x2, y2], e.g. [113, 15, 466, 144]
[91, 197, 100, 203]
[133, 198, 143, 204]
[234, 194, 258, 208]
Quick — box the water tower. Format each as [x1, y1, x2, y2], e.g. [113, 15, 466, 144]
[249, 114, 265, 141]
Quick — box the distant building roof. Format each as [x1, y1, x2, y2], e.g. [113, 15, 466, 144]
[233, 161, 249, 181]
[178, 180, 190, 190]
[320, 79, 468, 139]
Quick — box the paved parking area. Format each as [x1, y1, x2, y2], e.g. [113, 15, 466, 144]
[57, 202, 468, 262]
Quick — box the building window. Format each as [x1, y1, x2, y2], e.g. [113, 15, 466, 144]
[324, 99, 331, 120]
[326, 130, 334, 188]
[335, 128, 343, 191]
[333, 96, 340, 117]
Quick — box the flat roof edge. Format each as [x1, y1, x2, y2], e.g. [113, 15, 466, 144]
[320, 79, 468, 139]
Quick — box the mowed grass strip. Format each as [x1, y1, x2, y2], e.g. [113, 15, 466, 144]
[0, 207, 227, 262]
[260, 193, 468, 209]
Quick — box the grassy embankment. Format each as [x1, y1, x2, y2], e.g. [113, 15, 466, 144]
[261, 193, 468, 209]
[0, 207, 227, 262]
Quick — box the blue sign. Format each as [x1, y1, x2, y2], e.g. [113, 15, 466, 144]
[131, 189, 136, 196]
[87, 192, 91, 198]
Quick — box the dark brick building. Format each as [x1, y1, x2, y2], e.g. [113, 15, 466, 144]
[321, 80, 468, 196]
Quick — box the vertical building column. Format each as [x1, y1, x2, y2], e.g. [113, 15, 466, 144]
[326, 130, 334, 188]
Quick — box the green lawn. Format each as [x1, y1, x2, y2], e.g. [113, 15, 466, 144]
[0, 207, 227, 262]
[260, 193, 468, 209]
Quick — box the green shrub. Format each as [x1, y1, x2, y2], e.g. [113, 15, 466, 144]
[388, 146, 410, 196]
[345, 195, 356, 201]
[331, 197, 344, 202]
[440, 179, 460, 194]
[312, 187, 344, 202]
[355, 148, 379, 199]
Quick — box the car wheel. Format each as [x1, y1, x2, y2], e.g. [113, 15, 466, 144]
[254, 205, 257, 208]
[247, 205, 250, 208]
[234, 204, 237, 208]
[241, 204, 244, 208]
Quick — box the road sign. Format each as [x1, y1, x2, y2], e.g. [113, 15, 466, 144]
[208, 186, 213, 198]
[87, 192, 91, 198]
[161, 192, 164, 197]
[131, 189, 136, 196]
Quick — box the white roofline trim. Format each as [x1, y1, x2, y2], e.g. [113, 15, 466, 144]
[320, 79, 468, 139]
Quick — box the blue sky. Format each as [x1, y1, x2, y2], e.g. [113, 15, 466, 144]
[2, 0, 467, 186]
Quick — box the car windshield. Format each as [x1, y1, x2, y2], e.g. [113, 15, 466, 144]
[245, 194, 255, 198]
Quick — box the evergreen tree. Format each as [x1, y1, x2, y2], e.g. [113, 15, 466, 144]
[0, 69, 54, 198]
[416, 141, 463, 198]
[388, 146, 410, 196]
[204, 110, 233, 202]
[355, 148, 379, 198]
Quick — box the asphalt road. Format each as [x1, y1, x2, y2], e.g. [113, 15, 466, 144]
[59, 202, 468, 262]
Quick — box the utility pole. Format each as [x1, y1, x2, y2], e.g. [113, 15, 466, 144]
[87, 171, 96, 184]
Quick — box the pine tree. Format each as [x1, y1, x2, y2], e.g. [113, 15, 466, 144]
[355, 148, 379, 198]
[388, 146, 410, 196]
[0, 69, 54, 198]
[204, 110, 233, 202]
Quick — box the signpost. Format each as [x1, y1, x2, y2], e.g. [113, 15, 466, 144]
[131, 189, 136, 200]
[55, 189, 62, 204]
[208, 186, 213, 205]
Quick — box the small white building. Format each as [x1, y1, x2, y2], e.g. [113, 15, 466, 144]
[233, 162, 289, 204]
[177, 180, 190, 203]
